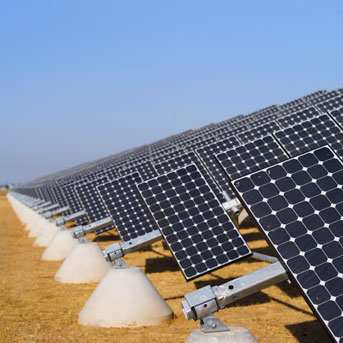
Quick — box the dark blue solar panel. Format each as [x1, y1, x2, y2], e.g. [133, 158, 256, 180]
[153, 151, 226, 203]
[237, 121, 280, 144]
[137, 164, 251, 281]
[216, 135, 289, 181]
[274, 114, 343, 160]
[196, 136, 240, 196]
[75, 176, 114, 234]
[97, 172, 158, 242]
[231, 146, 343, 343]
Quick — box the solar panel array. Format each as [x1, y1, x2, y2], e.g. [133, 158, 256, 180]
[231, 146, 343, 343]
[137, 164, 251, 280]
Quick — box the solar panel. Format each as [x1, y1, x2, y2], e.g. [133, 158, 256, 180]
[153, 151, 226, 203]
[74, 176, 114, 234]
[308, 90, 341, 105]
[274, 114, 343, 159]
[237, 121, 280, 144]
[216, 135, 289, 181]
[195, 136, 240, 196]
[121, 160, 157, 180]
[231, 146, 343, 343]
[330, 107, 343, 126]
[315, 96, 343, 114]
[137, 164, 251, 281]
[277, 106, 321, 128]
[97, 172, 158, 242]
[61, 179, 87, 214]
[279, 100, 309, 114]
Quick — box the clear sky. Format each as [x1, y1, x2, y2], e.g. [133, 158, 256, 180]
[0, 1, 342, 184]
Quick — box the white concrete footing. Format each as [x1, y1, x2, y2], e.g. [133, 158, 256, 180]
[78, 266, 173, 328]
[186, 327, 257, 343]
[42, 230, 78, 261]
[28, 217, 48, 237]
[55, 242, 112, 283]
[33, 223, 60, 247]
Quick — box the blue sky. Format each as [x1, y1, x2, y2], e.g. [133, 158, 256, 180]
[0, 1, 342, 184]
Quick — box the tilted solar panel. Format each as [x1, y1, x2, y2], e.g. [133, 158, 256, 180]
[277, 106, 321, 128]
[274, 114, 343, 159]
[216, 135, 289, 181]
[137, 164, 251, 280]
[315, 96, 343, 114]
[74, 176, 114, 234]
[231, 146, 343, 343]
[196, 136, 240, 196]
[330, 107, 343, 126]
[97, 172, 159, 242]
[237, 121, 281, 144]
[153, 151, 227, 203]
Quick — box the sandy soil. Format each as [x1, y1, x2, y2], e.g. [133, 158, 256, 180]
[0, 197, 333, 343]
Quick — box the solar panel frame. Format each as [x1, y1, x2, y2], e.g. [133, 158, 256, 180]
[137, 163, 252, 281]
[231, 146, 343, 343]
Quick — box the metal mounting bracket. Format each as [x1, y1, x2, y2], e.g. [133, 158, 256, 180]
[114, 258, 129, 269]
[55, 210, 87, 226]
[43, 206, 70, 219]
[71, 216, 113, 238]
[200, 314, 230, 333]
[182, 262, 289, 322]
[103, 230, 162, 262]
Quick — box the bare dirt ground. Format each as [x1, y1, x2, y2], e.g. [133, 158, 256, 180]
[0, 197, 333, 343]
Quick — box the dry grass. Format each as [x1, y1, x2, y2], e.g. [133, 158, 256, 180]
[0, 198, 332, 343]
[0, 189, 9, 197]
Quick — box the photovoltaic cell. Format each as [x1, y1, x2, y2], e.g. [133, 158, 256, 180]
[195, 136, 240, 196]
[274, 114, 343, 159]
[216, 135, 289, 181]
[97, 172, 158, 242]
[237, 121, 280, 144]
[231, 146, 343, 343]
[277, 106, 321, 128]
[153, 151, 226, 203]
[137, 164, 251, 280]
[75, 176, 114, 234]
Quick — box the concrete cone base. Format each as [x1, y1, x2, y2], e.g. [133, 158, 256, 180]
[42, 230, 78, 261]
[78, 266, 173, 328]
[186, 327, 257, 343]
[55, 242, 112, 283]
[28, 218, 47, 237]
[238, 209, 255, 229]
[33, 223, 60, 247]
